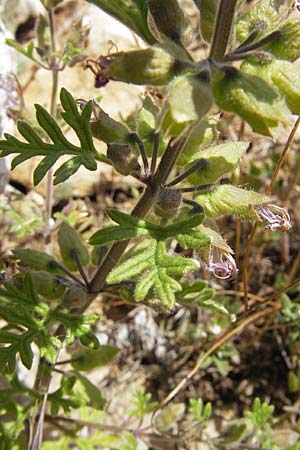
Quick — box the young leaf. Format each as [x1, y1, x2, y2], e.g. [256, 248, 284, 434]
[107, 239, 200, 307]
[0, 88, 105, 185]
[129, 388, 158, 418]
[89, 209, 208, 247]
[245, 397, 274, 427]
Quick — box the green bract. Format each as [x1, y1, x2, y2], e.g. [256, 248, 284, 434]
[187, 141, 248, 184]
[212, 67, 290, 137]
[242, 58, 300, 115]
[90, 107, 131, 144]
[177, 116, 219, 166]
[13, 248, 61, 274]
[147, 0, 190, 46]
[31, 271, 66, 300]
[71, 345, 119, 371]
[168, 74, 214, 123]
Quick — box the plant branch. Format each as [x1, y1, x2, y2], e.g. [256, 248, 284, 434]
[209, 0, 238, 61]
[45, 8, 59, 233]
[88, 138, 184, 296]
[132, 132, 149, 175]
[165, 159, 207, 187]
[150, 131, 160, 174]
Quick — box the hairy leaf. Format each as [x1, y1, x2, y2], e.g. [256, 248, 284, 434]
[90, 209, 209, 248]
[107, 239, 200, 306]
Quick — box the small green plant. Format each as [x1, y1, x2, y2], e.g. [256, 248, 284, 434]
[129, 387, 158, 418]
[0, 0, 299, 448]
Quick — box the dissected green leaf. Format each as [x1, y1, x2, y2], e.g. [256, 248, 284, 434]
[0, 88, 104, 185]
[6, 39, 37, 63]
[107, 239, 199, 306]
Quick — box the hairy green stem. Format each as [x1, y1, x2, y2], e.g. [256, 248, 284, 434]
[209, 0, 238, 61]
[31, 8, 60, 450]
[45, 8, 59, 230]
[88, 138, 183, 296]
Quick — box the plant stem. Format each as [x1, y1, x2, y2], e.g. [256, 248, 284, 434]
[45, 8, 59, 231]
[30, 8, 59, 449]
[88, 138, 183, 295]
[150, 131, 160, 174]
[209, 0, 238, 61]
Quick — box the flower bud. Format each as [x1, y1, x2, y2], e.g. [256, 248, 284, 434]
[62, 285, 87, 309]
[14, 248, 60, 273]
[107, 143, 141, 176]
[187, 141, 248, 185]
[264, 21, 300, 62]
[154, 187, 182, 218]
[93, 46, 181, 87]
[31, 271, 66, 299]
[212, 66, 290, 137]
[196, 185, 291, 231]
[177, 116, 219, 166]
[89, 104, 131, 144]
[147, 0, 190, 45]
[58, 223, 89, 271]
